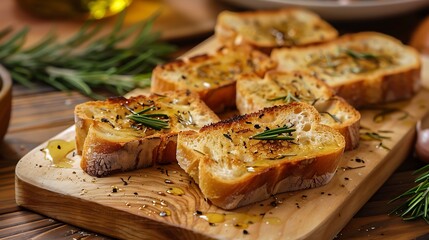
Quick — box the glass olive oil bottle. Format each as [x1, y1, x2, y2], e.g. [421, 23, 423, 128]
[17, 0, 132, 19]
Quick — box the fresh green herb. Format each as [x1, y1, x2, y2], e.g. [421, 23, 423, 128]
[251, 125, 296, 141]
[126, 106, 169, 130]
[266, 154, 297, 160]
[268, 92, 301, 104]
[361, 132, 391, 141]
[377, 142, 391, 151]
[390, 164, 429, 223]
[344, 49, 379, 60]
[0, 11, 175, 99]
[359, 126, 392, 150]
[320, 111, 342, 123]
[374, 108, 409, 123]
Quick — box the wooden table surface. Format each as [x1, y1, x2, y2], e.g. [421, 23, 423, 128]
[2, 1, 429, 239]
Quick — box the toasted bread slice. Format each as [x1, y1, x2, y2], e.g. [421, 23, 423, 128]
[215, 8, 338, 52]
[176, 103, 345, 209]
[271, 32, 421, 108]
[236, 71, 360, 150]
[151, 45, 276, 113]
[75, 90, 220, 177]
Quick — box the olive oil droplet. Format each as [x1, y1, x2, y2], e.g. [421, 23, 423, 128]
[264, 217, 281, 225]
[166, 187, 185, 196]
[42, 140, 75, 168]
[199, 213, 225, 224]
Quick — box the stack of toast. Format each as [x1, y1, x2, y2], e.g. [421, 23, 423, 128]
[74, 8, 421, 209]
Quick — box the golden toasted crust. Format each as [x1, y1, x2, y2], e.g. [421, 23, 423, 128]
[215, 8, 338, 52]
[176, 103, 345, 209]
[151, 45, 276, 112]
[236, 71, 360, 150]
[75, 90, 220, 177]
[271, 32, 421, 108]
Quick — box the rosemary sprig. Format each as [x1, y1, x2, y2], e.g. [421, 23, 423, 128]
[374, 108, 409, 123]
[320, 111, 342, 123]
[390, 164, 429, 223]
[359, 126, 392, 150]
[126, 106, 169, 130]
[344, 49, 379, 60]
[251, 125, 296, 141]
[362, 106, 410, 123]
[0, 11, 175, 99]
[268, 92, 301, 104]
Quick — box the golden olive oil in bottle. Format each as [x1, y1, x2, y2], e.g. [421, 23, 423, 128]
[17, 0, 132, 19]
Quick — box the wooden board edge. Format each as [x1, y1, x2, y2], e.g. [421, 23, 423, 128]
[312, 126, 416, 239]
[14, 175, 212, 240]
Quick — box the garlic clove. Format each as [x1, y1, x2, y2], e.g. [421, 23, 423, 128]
[416, 113, 429, 163]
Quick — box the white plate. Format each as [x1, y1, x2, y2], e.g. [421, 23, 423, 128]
[222, 0, 429, 21]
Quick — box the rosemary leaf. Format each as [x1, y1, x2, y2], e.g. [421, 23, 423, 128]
[268, 92, 301, 103]
[390, 164, 429, 223]
[126, 106, 169, 130]
[344, 49, 378, 60]
[251, 125, 296, 141]
[0, 11, 176, 98]
[320, 111, 342, 123]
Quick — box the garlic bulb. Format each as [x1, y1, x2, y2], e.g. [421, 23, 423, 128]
[416, 114, 429, 163]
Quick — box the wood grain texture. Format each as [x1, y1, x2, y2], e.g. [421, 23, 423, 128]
[14, 37, 429, 239]
[3, 6, 429, 240]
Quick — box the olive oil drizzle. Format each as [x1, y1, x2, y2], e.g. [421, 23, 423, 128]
[195, 211, 281, 228]
[41, 139, 76, 168]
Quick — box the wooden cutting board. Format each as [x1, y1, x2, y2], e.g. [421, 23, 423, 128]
[15, 39, 429, 239]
